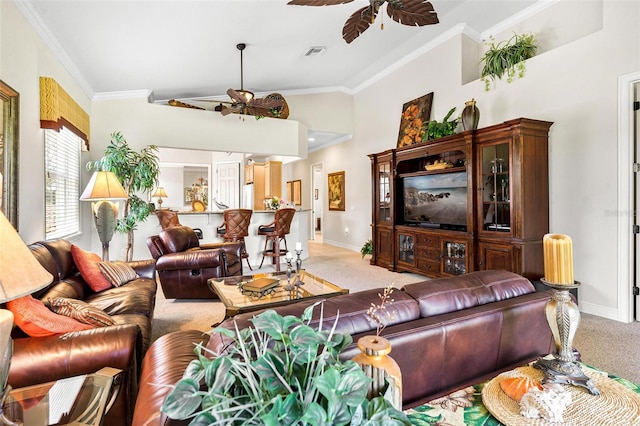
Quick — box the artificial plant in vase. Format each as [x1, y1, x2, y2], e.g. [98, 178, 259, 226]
[480, 32, 538, 91]
[361, 239, 373, 259]
[162, 302, 410, 425]
[87, 132, 159, 261]
[421, 107, 458, 141]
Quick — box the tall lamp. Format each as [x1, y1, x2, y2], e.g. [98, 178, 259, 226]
[152, 187, 168, 209]
[0, 211, 54, 425]
[80, 171, 129, 261]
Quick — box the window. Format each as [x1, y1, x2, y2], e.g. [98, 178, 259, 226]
[45, 127, 83, 239]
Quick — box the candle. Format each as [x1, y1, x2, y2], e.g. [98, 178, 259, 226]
[286, 251, 293, 260]
[543, 234, 574, 284]
[296, 242, 302, 251]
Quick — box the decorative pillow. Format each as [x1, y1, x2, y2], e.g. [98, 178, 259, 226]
[98, 261, 138, 287]
[49, 297, 116, 327]
[70, 245, 112, 292]
[7, 295, 93, 337]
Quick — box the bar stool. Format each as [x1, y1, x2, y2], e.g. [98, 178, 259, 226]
[258, 208, 296, 272]
[155, 210, 181, 229]
[217, 208, 253, 270]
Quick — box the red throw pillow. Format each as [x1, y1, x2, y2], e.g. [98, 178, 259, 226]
[7, 295, 93, 337]
[70, 245, 112, 292]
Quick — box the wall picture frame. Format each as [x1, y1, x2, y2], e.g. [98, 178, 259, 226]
[397, 92, 433, 148]
[286, 181, 293, 203]
[328, 171, 345, 211]
[0, 80, 19, 229]
[293, 179, 302, 205]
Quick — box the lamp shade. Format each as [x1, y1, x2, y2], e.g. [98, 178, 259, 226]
[0, 211, 53, 303]
[152, 187, 168, 198]
[80, 171, 129, 201]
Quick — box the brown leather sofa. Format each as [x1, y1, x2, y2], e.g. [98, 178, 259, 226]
[6, 238, 158, 426]
[146, 225, 244, 299]
[132, 270, 554, 426]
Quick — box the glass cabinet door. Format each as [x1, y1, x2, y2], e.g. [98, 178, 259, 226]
[378, 162, 391, 222]
[442, 240, 466, 275]
[398, 233, 414, 265]
[481, 143, 511, 232]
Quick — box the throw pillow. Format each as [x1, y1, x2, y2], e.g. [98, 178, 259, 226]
[70, 245, 112, 292]
[98, 261, 138, 287]
[49, 297, 116, 327]
[7, 295, 93, 337]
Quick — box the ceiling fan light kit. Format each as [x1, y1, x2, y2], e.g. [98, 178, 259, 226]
[288, 0, 439, 43]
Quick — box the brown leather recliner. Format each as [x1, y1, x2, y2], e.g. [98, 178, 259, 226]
[147, 225, 243, 299]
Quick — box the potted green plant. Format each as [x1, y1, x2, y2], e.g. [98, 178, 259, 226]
[162, 303, 410, 425]
[480, 32, 538, 91]
[87, 132, 159, 261]
[361, 239, 373, 259]
[421, 107, 459, 141]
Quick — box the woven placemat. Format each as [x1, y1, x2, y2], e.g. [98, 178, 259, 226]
[482, 365, 640, 425]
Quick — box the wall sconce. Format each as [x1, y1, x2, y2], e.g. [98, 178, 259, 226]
[80, 171, 129, 261]
[152, 187, 168, 209]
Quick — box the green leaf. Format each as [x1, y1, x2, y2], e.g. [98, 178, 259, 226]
[300, 402, 329, 426]
[161, 378, 202, 420]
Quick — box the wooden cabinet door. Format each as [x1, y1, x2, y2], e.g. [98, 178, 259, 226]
[477, 241, 515, 272]
[245, 165, 254, 184]
[375, 227, 393, 268]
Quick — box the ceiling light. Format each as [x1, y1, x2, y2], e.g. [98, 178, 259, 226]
[304, 46, 327, 57]
[308, 137, 316, 142]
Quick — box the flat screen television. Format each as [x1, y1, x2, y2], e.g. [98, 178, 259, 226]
[402, 171, 467, 231]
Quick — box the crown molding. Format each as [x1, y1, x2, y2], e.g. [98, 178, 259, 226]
[93, 90, 154, 102]
[481, 0, 559, 40]
[12, 0, 95, 99]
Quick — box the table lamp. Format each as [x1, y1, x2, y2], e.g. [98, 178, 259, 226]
[152, 187, 168, 209]
[0, 211, 54, 425]
[80, 171, 129, 261]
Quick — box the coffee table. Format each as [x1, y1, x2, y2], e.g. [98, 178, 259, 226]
[207, 270, 348, 317]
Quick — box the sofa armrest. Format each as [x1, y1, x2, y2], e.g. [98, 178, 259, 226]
[8, 323, 142, 388]
[128, 258, 157, 280]
[207, 242, 242, 276]
[155, 249, 223, 271]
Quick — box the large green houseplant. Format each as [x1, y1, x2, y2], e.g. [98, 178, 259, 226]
[87, 132, 159, 261]
[162, 303, 410, 425]
[421, 107, 458, 141]
[480, 32, 538, 91]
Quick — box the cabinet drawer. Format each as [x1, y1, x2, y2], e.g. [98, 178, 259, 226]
[415, 234, 439, 247]
[416, 259, 440, 275]
[416, 245, 438, 260]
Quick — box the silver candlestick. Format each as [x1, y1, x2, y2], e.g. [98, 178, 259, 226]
[533, 279, 599, 395]
[294, 249, 304, 286]
[284, 255, 294, 291]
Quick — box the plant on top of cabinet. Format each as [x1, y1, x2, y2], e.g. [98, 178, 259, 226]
[421, 107, 459, 141]
[480, 32, 538, 91]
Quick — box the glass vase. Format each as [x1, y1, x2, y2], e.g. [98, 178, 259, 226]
[351, 336, 402, 410]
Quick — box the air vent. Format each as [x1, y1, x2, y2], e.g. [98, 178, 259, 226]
[304, 46, 327, 57]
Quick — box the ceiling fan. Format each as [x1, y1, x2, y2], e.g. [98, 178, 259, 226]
[288, 0, 439, 44]
[168, 43, 288, 119]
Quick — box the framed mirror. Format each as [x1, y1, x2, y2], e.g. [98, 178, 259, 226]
[0, 81, 19, 229]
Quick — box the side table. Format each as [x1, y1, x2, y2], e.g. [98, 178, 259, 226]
[1, 367, 122, 426]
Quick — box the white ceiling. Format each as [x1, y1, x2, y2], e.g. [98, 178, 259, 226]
[16, 0, 540, 151]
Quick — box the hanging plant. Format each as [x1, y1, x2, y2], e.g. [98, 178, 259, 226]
[480, 32, 538, 91]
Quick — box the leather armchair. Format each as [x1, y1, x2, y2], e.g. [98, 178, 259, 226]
[147, 226, 243, 299]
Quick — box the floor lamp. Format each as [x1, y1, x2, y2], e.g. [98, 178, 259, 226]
[0, 211, 54, 425]
[80, 171, 129, 261]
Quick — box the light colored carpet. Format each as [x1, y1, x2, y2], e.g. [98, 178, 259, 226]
[151, 241, 640, 384]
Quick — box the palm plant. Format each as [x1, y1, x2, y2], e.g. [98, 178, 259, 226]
[87, 132, 159, 261]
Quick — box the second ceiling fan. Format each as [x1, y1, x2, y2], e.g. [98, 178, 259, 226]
[218, 43, 286, 117]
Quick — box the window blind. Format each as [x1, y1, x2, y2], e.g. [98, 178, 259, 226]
[45, 127, 81, 239]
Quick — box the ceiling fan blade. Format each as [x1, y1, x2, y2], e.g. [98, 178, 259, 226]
[342, 5, 376, 44]
[168, 99, 205, 110]
[288, 0, 355, 5]
[227, 88, 246, 104]
[221, 105, 240, 116]
[251, 97, 284, 109]
[387, 0, 439, 26]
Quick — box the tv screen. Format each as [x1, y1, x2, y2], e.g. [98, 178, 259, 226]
[403, 172, 467, 230]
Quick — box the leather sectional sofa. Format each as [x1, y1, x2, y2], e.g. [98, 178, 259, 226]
[146, 225, 243, 299]
[132, 270, 554, 426]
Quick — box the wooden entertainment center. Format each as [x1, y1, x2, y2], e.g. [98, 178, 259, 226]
[369, 118, 552, 280]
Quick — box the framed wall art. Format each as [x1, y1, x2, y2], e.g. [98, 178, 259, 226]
[286, 181, 293, 203]
[397, 92, 433, 148]
[293, 179, 301, 205]
[0, 80, 19, 229]
[328, 171, 345, 211]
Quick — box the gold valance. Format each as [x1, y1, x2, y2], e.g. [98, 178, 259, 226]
[39, 77, 90, 148]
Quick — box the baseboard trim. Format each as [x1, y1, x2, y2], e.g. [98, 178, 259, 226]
[321, 239, 360, 253]
[579, 301, 625, 322]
